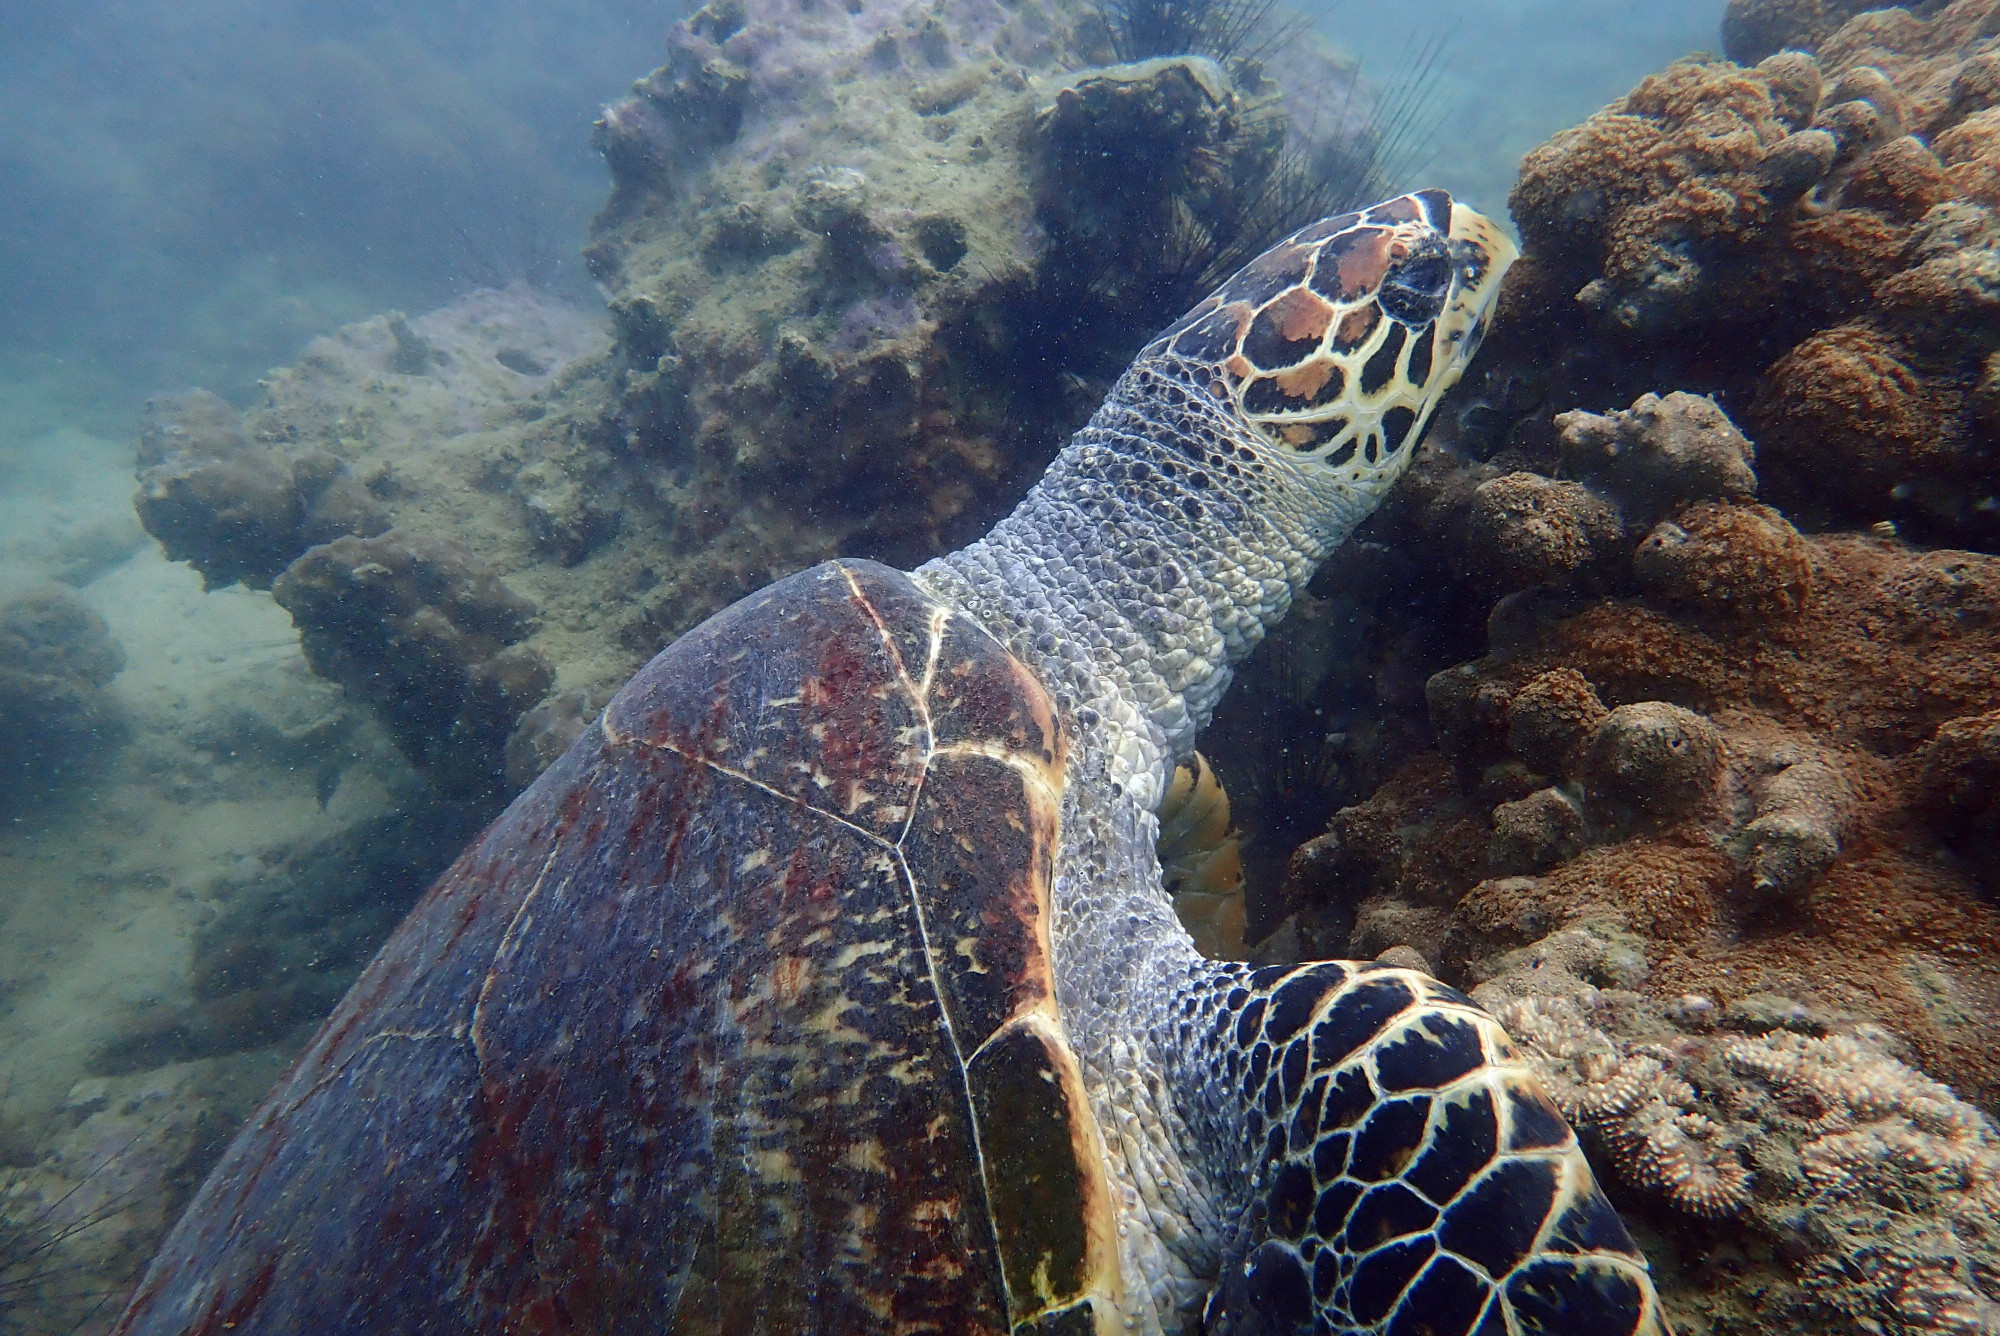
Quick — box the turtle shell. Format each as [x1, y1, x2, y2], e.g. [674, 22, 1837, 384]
[115, 560, 1123, 1336]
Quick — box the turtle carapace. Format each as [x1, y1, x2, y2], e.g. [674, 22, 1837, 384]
[114, 193, 1673, 1336]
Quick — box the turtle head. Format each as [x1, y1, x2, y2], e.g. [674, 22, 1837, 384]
[1140, 190, 1517, 529]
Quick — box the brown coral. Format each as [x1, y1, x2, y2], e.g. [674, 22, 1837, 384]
[1632, 502, 1815, 620]
[1496, 1, 2000, 550]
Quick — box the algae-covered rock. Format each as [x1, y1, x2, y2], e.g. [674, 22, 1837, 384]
[134, 390, 390, 589]
[272, 530, 553, 798]
[0, 585, 126, 802]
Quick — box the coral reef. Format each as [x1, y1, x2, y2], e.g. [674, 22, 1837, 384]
[0, 586, 125, 805]
[272, 531, 553, 799]
[1484, 0, 2000, 549]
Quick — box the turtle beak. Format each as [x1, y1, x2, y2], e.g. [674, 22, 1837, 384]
[1436, 200, 1519, 376]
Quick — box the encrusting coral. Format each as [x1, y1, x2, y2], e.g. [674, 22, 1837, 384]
[1480, 0, 2000, 550]
[1491, 982, 2000, 1335]
[1262, 378, 2000, 1332]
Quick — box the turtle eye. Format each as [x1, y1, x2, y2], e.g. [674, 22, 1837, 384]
[1377, 240, 1453, 327]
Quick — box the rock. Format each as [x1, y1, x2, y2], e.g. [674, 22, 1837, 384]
[1461, 472, 1624, 590]
[515, 456, 620, 565]
[134, 392, 390, 590]
[1555, 392, 1759, 525]
[1744, 757, 1855, 898]
[271, 530, 553, 798]
[1506, 667, 1610, 775]
[0, 586, 126, 803]
[504, 689, 601, 789]
[1632, 502, 1815, 621]
[1582, 702, 1726, 824]
[1490, 786, 1587, 875]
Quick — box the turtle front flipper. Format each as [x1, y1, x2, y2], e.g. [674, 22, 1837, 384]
[1194, 963, 1671, 1336]
[1159, 753, 1249, 961]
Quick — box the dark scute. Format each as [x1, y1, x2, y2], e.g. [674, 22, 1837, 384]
[1313, 1132, 1352, 1188]
[1296, 1079, 1326, 1140]
[1312, 977, 1415, 1068]
[1415, 189, 1454, 231]
[1313, 1177, 1361, 1239]
[1222, 247, 1310, 309]
[1344, 1182, 1438, 1250]
[1364, 196, 1423, 225]
[967, 1025, 1095, 1308]
[1406, 1089, 1499, 1206]
[1173, 310, 1242, 365]
[1426, 982, 1478, 1008]
[1363, 434, 1380, 465]
[1250, 965, 1292, 990]
[1245, 306, 1322, 371]
[1246, 1041, 1273, 1093]
[1388, 1256, 1491, 1336]
[1235, 995, 1268, 1048]
[1546, 1189, 1641, 1257]
[1504, 1259, 1648, 1336]
[1266, 964, 1348, 1042]
[1374, 1015, 1488, 1094]
[1382, 406, 1420, 456]
[1313, 1249, 1341, 1302]
[1360, 324, 1408, 396]
[1154, 296, 1219, 345]
[1321, 1067, 1377, 1132]
[1331, 303, 1380, 352]
[1505, 1083, 1574, 1152]
[1243, 377, 1297, 415]
[1016, 1302, 1100, 1336]
[1281, 1040, 1309, 1106]
[1269, 1162, 1318, 1240]
[1474, 1300, 1512, 1336]
[1437, 1158, 1560, 1278]
[1264, 1074, 1287, 1120]
[1405, 327, 1435, 386]
[1349, 1096, 1431, 1182]
[1305, 363, 1349, 408]
[1378, 241, 1453, 327]
[1265, 1123, 1290, 1167]
[1348, 1236, 1435, 1326]
[1326, 439, 1358, 467]
[1245, 1241, 1314, 1328]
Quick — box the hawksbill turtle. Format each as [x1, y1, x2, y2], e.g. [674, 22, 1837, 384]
[113, 191, 1673, 1336]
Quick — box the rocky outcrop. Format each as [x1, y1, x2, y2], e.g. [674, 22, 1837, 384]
[272, 531, 553, 798]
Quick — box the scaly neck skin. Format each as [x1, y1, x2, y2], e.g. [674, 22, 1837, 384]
[915, 353, 1405, 1332]
[917, 354, 1383, 813]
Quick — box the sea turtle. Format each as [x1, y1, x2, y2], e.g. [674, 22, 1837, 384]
[114, 191, 1672, 1336]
